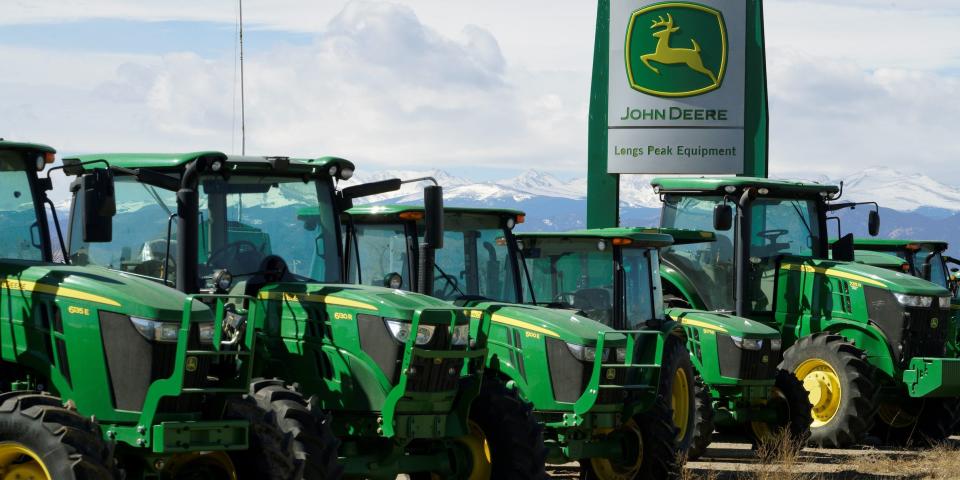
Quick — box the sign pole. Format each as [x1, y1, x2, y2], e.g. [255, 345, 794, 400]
[587, 0, 619, 229]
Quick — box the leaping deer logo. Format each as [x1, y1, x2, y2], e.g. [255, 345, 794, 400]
[640, 13, 717, 85]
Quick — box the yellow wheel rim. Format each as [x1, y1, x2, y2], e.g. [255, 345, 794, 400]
[164, 451, 238, 480]
[877, 402, 918, 428]
[588, 419, 644, 480]
[460, 420, 492, 480]
[671, 367, 691, 441]
[794, 358, 842, 428]
[0, 443, 51, 480]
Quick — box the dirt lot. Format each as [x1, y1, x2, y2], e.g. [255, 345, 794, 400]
[547, 435, 960, 479]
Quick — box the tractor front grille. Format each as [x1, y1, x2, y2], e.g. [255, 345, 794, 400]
[902, 306, 950, 361]
[717, 334, 779, 380]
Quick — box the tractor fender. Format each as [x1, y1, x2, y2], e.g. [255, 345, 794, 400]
[661, 266, 707, 310]
[804, 319, 897, 378]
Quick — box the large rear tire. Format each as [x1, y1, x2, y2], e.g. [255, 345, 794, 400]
[779, 334, 878, 448]
[0, 391, 113, 480]
[659, 335, 713, 459]
[872, 397, 960, 447]
[225, 378, 342, 480]
[580, 398, 681, 480]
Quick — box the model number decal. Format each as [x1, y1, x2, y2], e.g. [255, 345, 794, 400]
[67, 305, 90, 316]
[333, 312, 353, 320]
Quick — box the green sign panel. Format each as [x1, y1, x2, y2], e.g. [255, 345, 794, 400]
[625, 3, 727, 97]
[586, 0, 769, 228]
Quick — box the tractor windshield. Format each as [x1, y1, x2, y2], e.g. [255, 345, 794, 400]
[71, 174, 341, 284]
[747, 198, 821, 312]
[0, 152, 44, 261]
[522, 239, 660, 328]
[899, 247, 948, 289]
[660, 195, 735, 311]
[347, 222, 412, 290]
[70, 176, 178, 278]
[432, 212, 518, 303]
[199, 175, 341, 283]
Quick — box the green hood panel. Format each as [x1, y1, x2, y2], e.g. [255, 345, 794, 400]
[666, 308, 779, 338]
[468, 301, 625, 346]
[781, 257, 950, 296]
[259, 283, 457, 319]
[0, 261, 209, 322]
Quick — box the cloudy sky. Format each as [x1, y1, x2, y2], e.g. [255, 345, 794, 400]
[2, 0, 958, 188]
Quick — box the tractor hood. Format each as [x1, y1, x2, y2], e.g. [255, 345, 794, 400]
[781, 257, 950, 296]
[666, 308, 780, 339]
[0, 261, 211, 322]
[461, 300, 625, 346]
[258, 282, 462, 323]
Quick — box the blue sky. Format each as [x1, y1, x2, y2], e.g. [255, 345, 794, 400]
[2, 0, 959, 194]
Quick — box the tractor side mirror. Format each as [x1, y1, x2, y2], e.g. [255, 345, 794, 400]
[713, 204, 733, 231]
[81, 168, 116, 243]
[422, 185, 444, 248]
[868, 210, 880, 237]
[341, 178, 402, 199]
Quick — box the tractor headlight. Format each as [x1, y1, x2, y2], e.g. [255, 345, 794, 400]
[616, 347, 627, 363]
[385, 319, 436, 345]
[730, 336, 763, 351]
[450, 324, 470, 346]
[770, 338, 782, 351]
[893, 293, 933, 308]
[565, 342, 610, 362]
[198, 323, 216, 344]
[130, 317, 181, 343]
[939, 296, 953, 308]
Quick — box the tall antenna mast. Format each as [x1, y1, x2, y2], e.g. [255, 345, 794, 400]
[238, 0, 246, 155]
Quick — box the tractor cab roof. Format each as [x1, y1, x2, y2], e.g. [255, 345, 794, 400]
[852, 249, 910, 271]
[516, 227, 674, 248]
[344, 205, 525, 219]
[0, 139, 56, 154]
[64, 152, 354, 178]
[651, 176, 839, 197]
[853, 238, 949, 252]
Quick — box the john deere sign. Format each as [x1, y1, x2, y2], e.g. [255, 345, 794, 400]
[625, 4, 727, 97]
[606, 0, 746, 175]
[586, 0, 768, 228]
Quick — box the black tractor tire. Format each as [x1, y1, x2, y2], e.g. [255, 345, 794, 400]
[779, 333, 878, 448]
[580, 397, 681, 480]
[225, 378, 342, 480]
[746, 369, 813, 447]
[685, 374, 714, 460]
[872, 397, 960, 447]
[0, 391, 113, 480]
[463, 377, 547, 479]
[658, 334, 713, 460]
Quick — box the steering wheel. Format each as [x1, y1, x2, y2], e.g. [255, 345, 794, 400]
[434, 271, 462, 300]
[756, 229, 789, 243]
[207, 240, 265, 276]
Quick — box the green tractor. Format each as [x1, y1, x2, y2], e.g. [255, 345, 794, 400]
[650, 176, 960, 447]
[515, 228, 812, 455]
[340, 205, 681, 478]
[851, 239, 960, 357]
[0, 140, 334, 479]
[64, 152, 546, 479]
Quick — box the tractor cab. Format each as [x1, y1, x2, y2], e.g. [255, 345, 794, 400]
[652, 175, 960, 448]
[853, 239, 951, 291]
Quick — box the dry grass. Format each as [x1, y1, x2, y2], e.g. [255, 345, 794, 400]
[848, 442, 960, 479]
